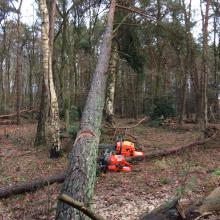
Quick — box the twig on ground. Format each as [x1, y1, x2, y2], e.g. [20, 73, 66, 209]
[59, 194, 107, 220]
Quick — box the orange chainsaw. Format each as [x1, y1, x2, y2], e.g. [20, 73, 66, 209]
[99, 151, 132, 172]
[116, 140, 144, 159]
[98, 139, 144, 172]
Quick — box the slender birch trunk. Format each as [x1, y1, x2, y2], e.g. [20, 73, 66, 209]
[105, 44, 118, 124]
[39, 0, 61, 157]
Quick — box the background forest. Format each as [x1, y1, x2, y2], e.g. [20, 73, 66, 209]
[0, 0, 219, 129]
[0, 0, 220, 220]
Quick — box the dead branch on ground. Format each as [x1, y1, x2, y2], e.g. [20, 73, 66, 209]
[0, 109, 37, 120]
[0, 150, 44, 159]
[139, 196, 181, 220]
[59, 194, 107, 220]
[139, 186, 220, 220]
[107, 116, 148, 130]
[104, 116, 148, 141]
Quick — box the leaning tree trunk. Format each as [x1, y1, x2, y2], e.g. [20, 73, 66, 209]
[55, 0, 116, 219]
[39, 0, 61, 158]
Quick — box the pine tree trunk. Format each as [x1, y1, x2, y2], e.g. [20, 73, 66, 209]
[0, 59, 3, 113]
[0, 24, 7, 113]
[212, 11, 219, 117]
[60, 1, 70, 128]
[6, 43, 11, 107]
[34, 79, 47, 146]
[200, 0, 210, 131]
[55, 1, 116, 219]
[28, 26, 35, 111]
[177, 52, 187, 126]
[15, 0, 23, 125]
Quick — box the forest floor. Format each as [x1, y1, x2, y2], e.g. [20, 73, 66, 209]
[0, 118, 220, 220]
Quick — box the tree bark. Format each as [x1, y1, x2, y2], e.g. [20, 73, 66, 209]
[212, 6, 219, 118]
[15, 0, 23, 125]
[200, 0, 211, 131]
[198, 186, 220, 214]
[60, 0, 70, 128]
[34, 79, 47, 146]
[49, 0, 61, 158]
[28, 24, 36, 111]
[0, 173, 65, 199]
[177, 51, 187, 127]
[55, 0, 116, 219]
[140, 186, 220, 220]
[105, 44, 118, 125]
[0, 21, 7, 113]
[39, 0, 61, 157]
[139, 197, 180, 220]
[143, 128, 217, 160]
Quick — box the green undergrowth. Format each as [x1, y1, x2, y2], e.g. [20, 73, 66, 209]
[210, 168, 220, 176]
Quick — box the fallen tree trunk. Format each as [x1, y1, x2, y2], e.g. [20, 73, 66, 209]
[0, 109, 36, 119]
[139, 187, 220, 220]
[0, 120, 17, 125]
[144, 131, 217, 161]
[139, 197, 181, 220]
[198, 186, 220, 214]
[0, 173, 66, 199]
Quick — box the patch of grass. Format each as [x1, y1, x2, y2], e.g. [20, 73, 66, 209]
[66, 124, 79, 136]
[154, 159, 169, 170]
[4, 175, 14, 183]
[186, 176, 198, 193]
[176, 186, 185, 196]
[159, 177, 170, 185]
[211, 168, 220, 176]
[10, 135, 25, 145]
[14, 194, 26, 201]
[45, 160, 53, 169]
[132, 125, 147, 135]
[147, 119, 163, 128]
